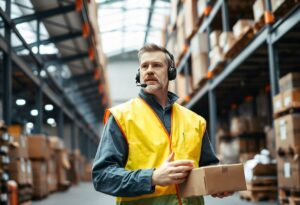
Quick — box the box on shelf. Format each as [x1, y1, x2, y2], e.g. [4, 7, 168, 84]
[209, 30, 221, 48]
[209, 46, 225, 68]
[273, 93, 284, 115]
[8, 158, 27, 185]
[191, 32, 209, 54]
[184, 0, 198, 39]
[180, 164, 246, 197]
[282, 88, 300, 109]
[233, 19, 254, 39]
[170, 0, 178, 25]
[8, 135, 28, 159]
[27, 135, 50, 160]
[274, 114, 300, 154]
[25, 159, 33, 185]
[191, 54, 208, 89]
[8, 124, 24, 137]
[253, 0, 266, 22]
[220, 32, 237, 54]
[279, 72, 300, 92]
[277, 156, 300, 189]
[197, 0, 207, 18]
[176, 73, 192, 103]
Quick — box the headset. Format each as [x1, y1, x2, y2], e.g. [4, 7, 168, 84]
[135, 50, 177, 85]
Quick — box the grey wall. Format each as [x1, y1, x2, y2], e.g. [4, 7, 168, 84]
[107, 54, 140, 106]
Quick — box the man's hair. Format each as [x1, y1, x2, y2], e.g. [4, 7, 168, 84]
[138, 43, 173, 68]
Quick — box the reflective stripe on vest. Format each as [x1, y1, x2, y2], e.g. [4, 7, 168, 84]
[105, 98, 206, 205]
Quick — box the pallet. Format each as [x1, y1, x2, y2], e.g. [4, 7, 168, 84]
[273, 107, 300, 119]
[273, 0, 300, 18]
[240, 189, 277, 202]
[279, 188, 300, 205]
[254, 15, 265, 32]
[224, 27, 255, 60]
[208, 61, 225, 76]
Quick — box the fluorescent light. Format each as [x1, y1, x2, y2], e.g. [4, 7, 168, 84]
[16, 99, 26, 106]
[47, 118, 55, 125]
[30, 109, 38, 116]
[26, 122, 34, 129]
[45, 104, 53, 111]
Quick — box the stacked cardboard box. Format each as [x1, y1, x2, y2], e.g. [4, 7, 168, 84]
[184, 0, 198, 40]
[48, 136, 70, 191]
[175, 73, 193, 104]
[175, 10, 186, 65]
[209, 30, 225, 69]
[0, 121, 11, 205]
[240, 163, 277, 201]
[230, 117, 266, 162]
[273, 73, 300, 116]
[191, 32, 209, 89]
[273, 72, 300, 204]
[68, 149, 82, 185]
[27, 135, 50, 198]
[8, 125, 33, 204]
[252, 0, 266, 30]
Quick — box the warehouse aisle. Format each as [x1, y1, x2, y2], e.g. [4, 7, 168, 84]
[32, 182, 277, 205]
[32, 182, 114, 205]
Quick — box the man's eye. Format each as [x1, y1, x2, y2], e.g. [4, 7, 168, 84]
[153, 64, 161, 67]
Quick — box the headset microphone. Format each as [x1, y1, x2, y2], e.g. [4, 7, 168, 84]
[137, 83, 147, 88]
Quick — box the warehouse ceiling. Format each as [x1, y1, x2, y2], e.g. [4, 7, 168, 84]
[96, 0, 170, 57]
[0, 0, 107, 135]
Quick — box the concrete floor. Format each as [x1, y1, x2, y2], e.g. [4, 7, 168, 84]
[32, 182, 278, 205]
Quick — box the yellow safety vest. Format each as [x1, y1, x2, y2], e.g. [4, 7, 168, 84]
[104, 97, 206, 205]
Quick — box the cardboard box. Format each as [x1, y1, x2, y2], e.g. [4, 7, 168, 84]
[273, 93, 283, 115]
[279, 72, 300, 92]
[176, 74, 192, 103]
[253, 0, 266, 22]
[8, 124, 24, 137]
[191, 32, 209, 54]
[209, 46, 225, 68]
[48, 136, 64, 151]
[180, 164, 246, 197]
[221, 32, 237, 54]
[209, 31, 221, 48]
[8, 158, 27, 184]
[170, 0, 178, 25]
[282, 88, 300, 110]
[184, 0, 197, 39]
[233, 19, 254, 39]
[27, 135, 50, 160]
[274, 114, 300, 154]
[25, 160, 33, 185]
[271, 0, 286, 12]
[277, 156, 300, 189]
[8, 135, 28, 159]
[47, 173, 58, 192]
[197, 0, 207, 18]
[191, 54, 208, 89]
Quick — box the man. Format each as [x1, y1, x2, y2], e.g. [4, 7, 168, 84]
[93, 44, 232, 205]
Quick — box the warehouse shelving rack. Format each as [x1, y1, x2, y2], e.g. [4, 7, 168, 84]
[0, 0, 104, 159]
[168, 0, 300, 149]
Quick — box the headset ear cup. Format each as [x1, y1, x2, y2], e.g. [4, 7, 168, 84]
[135, 70, 140, 84]
[168, 67, 177, 81]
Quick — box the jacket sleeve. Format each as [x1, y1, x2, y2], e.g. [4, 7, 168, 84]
[199, 130, 220, 166]
[92, 115, 155, 197]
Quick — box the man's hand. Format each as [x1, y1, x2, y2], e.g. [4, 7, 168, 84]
[211, 192, 234, 198]
[151, 152, 194, 187]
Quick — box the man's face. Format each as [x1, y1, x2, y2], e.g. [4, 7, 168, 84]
[139, 51, 169, 93]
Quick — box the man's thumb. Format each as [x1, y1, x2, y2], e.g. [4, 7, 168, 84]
[166, 152, 174, 162]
